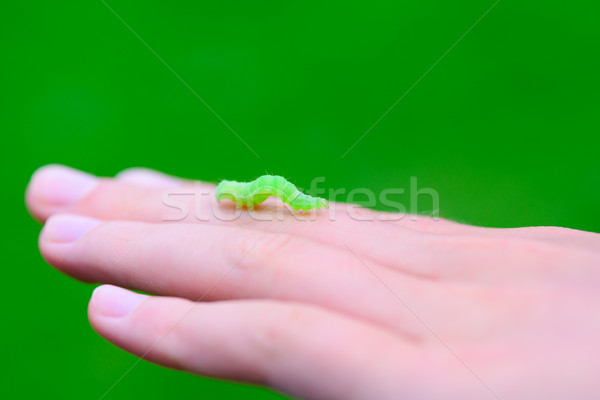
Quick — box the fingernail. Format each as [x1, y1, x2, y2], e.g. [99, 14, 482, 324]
[43, 214, 101, 243]
[116, 168, 181, 188]
[91, 285, 147, 318]
[29, 165, 98, 207]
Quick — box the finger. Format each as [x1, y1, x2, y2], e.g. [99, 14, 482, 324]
[26, 164, 467, 234]
[40, 214, 437, 337]
[383, 215, 482, 234]
[41, 211, 599, 292]
[88, 285, 435, 400]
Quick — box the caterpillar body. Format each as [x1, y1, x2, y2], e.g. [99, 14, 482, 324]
[216, 175, 329, 211]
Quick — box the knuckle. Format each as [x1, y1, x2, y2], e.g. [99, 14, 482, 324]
[224, 230, 261, 270]
[115, 167, 146, 178]
[491, 237, 557, 260]
[431, 234, 563, 263]
[255, 232, 296, 259]
[228, 231, 296, 272]
[252, 304, 314, 360]
[74, 179, 118, 212]
[525, 226, 580, 237]
[129, 297, 191, 370]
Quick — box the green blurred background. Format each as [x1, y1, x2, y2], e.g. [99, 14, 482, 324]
[1, 0, 598, 398]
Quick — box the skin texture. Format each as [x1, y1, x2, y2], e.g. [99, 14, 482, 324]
[216, 175, 329, 211]
[26, 165, 600, 400]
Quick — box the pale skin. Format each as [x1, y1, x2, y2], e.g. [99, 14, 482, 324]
[26, 165, 600, 400]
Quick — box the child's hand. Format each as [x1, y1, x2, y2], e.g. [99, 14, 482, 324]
[26, 165, 600, 400]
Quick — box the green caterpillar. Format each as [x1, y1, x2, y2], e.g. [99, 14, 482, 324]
[216, 175, 329, 211]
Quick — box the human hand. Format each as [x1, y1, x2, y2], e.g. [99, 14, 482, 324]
[26, 165, 600, 400]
